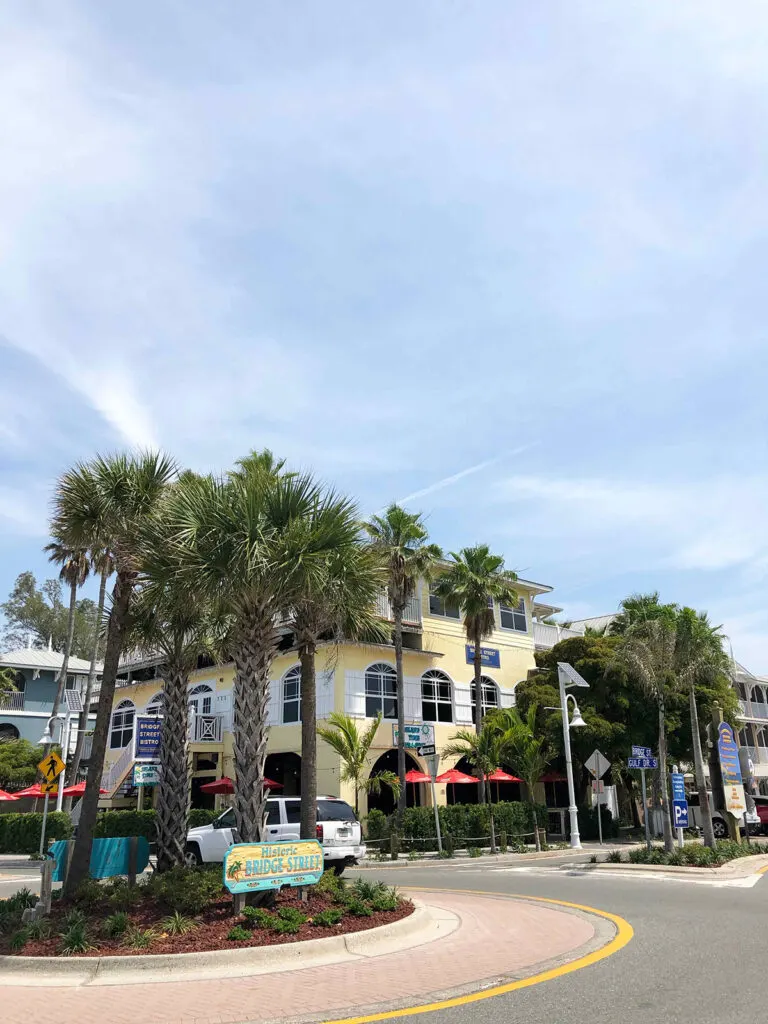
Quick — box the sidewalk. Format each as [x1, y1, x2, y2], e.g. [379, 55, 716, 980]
[0, 889, 611, 1024]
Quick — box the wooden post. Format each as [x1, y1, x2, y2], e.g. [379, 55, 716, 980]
[39, 858, 54, 916]
[233, 893, 246, 916]
[299, 886, 308, 903]
[128, 835, 138, 886]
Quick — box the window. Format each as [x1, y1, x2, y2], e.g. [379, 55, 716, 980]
[145, 692, 164, 717]
[282, 666, 301, 724]
[421, 670, 453, 723]
[428, 587, 460, 619]
[266, 800, 280, 825]
[189, 683, 213, 715]
[365, 663, 397, 719]
[470, 676, 498, 717]
[317, 799, 357, 822]
[110, 699, 135, 749]
[500, 598, 527, 632]
[285, 799, 301, 823]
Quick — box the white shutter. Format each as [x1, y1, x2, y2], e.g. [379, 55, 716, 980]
[499, 687, 516, 709]
[214, 691, 233, 731]
[316, 669, 335, 720]
[454, 682, 473, 724]
[267, 679, 280, 726]
[345, 670, 366, 717]
[404, 676, 422, 723]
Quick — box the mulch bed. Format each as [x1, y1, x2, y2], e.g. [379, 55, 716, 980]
[4, 888, 414, 958]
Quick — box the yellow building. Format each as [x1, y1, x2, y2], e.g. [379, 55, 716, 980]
[97, 576, 578, 816]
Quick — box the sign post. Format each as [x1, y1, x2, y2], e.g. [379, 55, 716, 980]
[425, 753, 442, 855]
[37, 752, 65, 857]
[585, 749, 610, 845]
[717, 722, 746, 841]
[629, 748, 656, 849]
[670, 770, 688, 848]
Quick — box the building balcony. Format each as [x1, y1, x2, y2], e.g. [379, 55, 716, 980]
[533, 622, 585, 649]
[0, 691, 25, 711]
[374, 592, 422, 627]
[739, 699, 768, 721]
[189, 713, 225, 743]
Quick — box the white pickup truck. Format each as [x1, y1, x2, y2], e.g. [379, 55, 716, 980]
[185, 795, 366, 873]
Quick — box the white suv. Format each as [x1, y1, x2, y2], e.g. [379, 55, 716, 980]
[186, 795, 365, 873]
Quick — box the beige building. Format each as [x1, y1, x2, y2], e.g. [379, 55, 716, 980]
[95, 576, 577, 816]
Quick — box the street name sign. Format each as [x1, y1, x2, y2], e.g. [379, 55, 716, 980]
[628, 756, 658, 770]
[223, 840, 324, 894]
[585, 749, 610, 779]
[632, 745, 652, 758]
[417, 744, 436, 757]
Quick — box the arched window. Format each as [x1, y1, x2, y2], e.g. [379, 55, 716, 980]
[0, 723, 20, 742]
[753, 685, 767, 707]
[421, 670, 453, 723]
[470, 676, 498, 718]
[188, 683, 213, 716]
[757, 727, 768, 749]
[110, 699, 135, 749]
[145, 692, 164, 717]
[282, 666, 301, 724]
[365, 663, 397, 719]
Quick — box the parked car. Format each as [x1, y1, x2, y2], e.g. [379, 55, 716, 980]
[185, 795, 366, 873]
[752, 795, 768, 835]
[687, 791, 760, 838]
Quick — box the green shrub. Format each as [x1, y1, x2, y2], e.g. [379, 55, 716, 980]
[576, 806, 618, 842]
[499, 830, 508, 854]
[312, 908, 343, 927]
[9, 927, 30, 952]
[161, 911, 196, 935]
[188, 809, 219, 829]
[441, 833, 455, 857]
[93, 810, 157, 842]
[0, 812, 72, 853]
[27, 918, 51, 940]
[157, 866, 224, 914]
[606, 850, 623, 863]
[666, 849, 685, 866]
[647, 848, 666, 865]
[227, 925, 251, 941]
[467, 846, 482, 857]
[344, 896, 373, 917]
[103, 911, 129, 938]
[352, 879, 385, 901]
[123, 927, 156, 950]
[316, 869, 346, 899]
[628, 847, 650, 864]
[277, 906, 307, 927]
[589, 854, 598, 863]
[242, 906, 274, 929]
[370, 890, 399, 912]
[365, 808, 388, 843]
[107, 878, 143, 911]
[5, 887, 37, 912]
[73, 877, 104, 910]
[59, 920, 93, 955]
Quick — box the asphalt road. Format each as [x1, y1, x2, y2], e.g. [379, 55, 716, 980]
[347, 858, 768, 1024]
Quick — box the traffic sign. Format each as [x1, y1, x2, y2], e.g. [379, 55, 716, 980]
[41, 780, 59, 795]
[417, 744, 436, 757]
[672, 801, 689, 828]
[585, 749, 610, 779]
[425, 753, 440, 780]
[628, 756, 658, 770]
[670, 772, 686, 802]
[38, 751, 65, 782]
[632, 745, 652, 758]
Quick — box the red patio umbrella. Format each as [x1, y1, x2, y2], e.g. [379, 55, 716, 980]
[404, 769, 432, 783]
[540, 772, 567, 782]
[62, 781, 108, 797]
[486, 769, 522, 802]
[14, 784, 46, 798]
[0, 789, 19, 801]
[435, 769, 476, 784]
[199, 776, 282, 794]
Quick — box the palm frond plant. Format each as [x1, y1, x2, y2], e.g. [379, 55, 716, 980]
[43, 541, 90, 719]
[365, 505, 442, 824]
[442, 725, 506, 852]
[317, 711, 400, 816]
[487, 705, 549, 851]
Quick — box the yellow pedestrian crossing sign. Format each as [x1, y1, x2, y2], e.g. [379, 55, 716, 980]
[38, 751, 65, 782]
[41, 780, 59, 795]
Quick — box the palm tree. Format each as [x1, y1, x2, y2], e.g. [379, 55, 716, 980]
[0, 668, 19, 693]
[167, 463, 362, 843]
[442, 725, 506, 852]
[618, 619, 678, 852]
[65, 547, 114, 789]
[674, 607, 728, 850]
[317, 711, 400, 816]
[488, 705, 549, 851]
[434, 546, 518, 739]
[44, 542, 90, 720]
[51, 451, 176, 893]
[291, 544, 386, 842]
[365, 505, 442, 824]
[609, 592, 678, 636]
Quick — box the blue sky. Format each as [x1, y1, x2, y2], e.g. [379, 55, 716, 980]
[2, 2, 767, 669]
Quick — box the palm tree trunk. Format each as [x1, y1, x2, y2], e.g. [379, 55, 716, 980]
[485, 779, 497, 852]
[657, 695, 674, 853]
[155, 666, 191, 872]
[689, 681, 715, 849]
[66, 570, 107, 788]
[231, 610, 278, 842]
[393, 601, 407, 827]
[473, 631, 484, 802]
[51, 578, 78, 720]
[65, 571, 132, 894]
[529, 787, 542, 851]
[299, 642, 318, 841]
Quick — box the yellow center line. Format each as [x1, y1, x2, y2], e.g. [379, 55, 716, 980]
[757, 864, 768, 876]
[323, 887, 634, 1024]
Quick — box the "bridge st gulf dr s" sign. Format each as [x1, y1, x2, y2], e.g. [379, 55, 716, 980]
[223, 839, 324, 893]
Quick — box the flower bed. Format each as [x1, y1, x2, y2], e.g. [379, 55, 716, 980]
[602, 839, 768, 868]
[0, 868, 412, 957]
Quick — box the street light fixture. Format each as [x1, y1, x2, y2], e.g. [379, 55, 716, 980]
[553, 662, 590, 850]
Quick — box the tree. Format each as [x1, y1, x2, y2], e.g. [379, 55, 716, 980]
[365, 504, 442, 825]
[0, 668, 20, 693]
[609, 591, 678, 636]
[0, 739, 45, 788]
[487, 705, 549, 851]
[66, 548, 114, 788]
[43, 542, 90, 719]
[442, 725, 505, 852]
[316, 711, 399, 816]
[434, 544, 517, 801]
[167, 463, 361, 843]
[1, 571, 99, 658]
[51, 450, 176, 893]
[291, 544, 385, 842]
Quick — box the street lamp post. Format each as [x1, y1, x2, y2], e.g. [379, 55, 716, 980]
[555, 663, 589, 850]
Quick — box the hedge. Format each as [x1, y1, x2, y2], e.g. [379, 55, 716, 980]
[366, 801, 548, 850]
[93, 808, 219, 842]
[0, 812, 73, 853]
[576, 806, 618, 841]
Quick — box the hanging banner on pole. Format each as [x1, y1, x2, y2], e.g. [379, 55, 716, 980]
[717, 723, 746, 818]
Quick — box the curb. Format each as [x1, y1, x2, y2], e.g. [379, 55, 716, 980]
[0, 899, 459, 987]
[560, 853, 768, 878]
[354, 846, 630, 869]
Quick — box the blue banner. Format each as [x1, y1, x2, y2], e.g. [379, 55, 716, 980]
[134, 715, 162, 761]
[465, 645, 501, 669]
[717, 723, 742, 786]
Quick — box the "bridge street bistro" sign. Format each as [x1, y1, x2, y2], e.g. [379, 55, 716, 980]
[223, 839, 325, 894]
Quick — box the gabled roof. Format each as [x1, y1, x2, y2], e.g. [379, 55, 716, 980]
[567, 614, 616, 634]
[0, 648, 101, 674]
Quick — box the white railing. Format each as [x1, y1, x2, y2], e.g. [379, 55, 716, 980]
[374, 592, 422, 625]
[0, 691, 24, 710]
[189, 714, 224, 742]
[738, 699, 768, 720]
[533, 622, 585, 649]
[101, 743, 134, 794]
